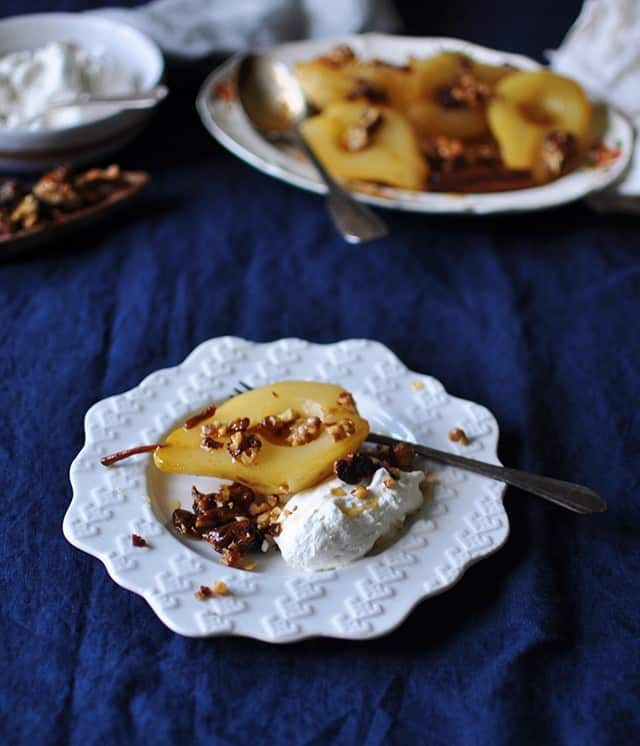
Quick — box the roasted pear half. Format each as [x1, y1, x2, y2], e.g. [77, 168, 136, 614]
[299, 101, 427, 190]
[154, 381, 369, 494]
[407, 52, 512, 141]
[487, 70, 592, 178]
[295, 55, 418, 112]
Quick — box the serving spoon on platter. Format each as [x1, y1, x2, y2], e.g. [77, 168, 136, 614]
[237, 54, 389, 245]
[233, 381, 606, 515]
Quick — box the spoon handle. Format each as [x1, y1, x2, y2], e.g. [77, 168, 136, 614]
[293, 128, 388, 244]
[23, 85, 169, 126]
[367, 432, 607, 514]
[66, 85, 169, 108]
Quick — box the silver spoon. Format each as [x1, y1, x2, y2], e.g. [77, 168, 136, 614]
[237, 54, 388, 245]
[23, 84, 169, 127]
[233, 381, 607, 515]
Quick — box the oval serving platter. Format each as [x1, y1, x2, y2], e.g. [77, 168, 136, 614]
[197, 34, 633, 215]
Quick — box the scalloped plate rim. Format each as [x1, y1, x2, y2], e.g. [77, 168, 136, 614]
[64, 336, 510, 641]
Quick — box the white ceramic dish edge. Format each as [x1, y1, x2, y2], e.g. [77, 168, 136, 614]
[64, 337, 509, 642]
[197, 34, 634, 215]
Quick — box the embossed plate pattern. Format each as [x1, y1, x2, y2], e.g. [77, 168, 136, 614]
[64, 338, 509, 641]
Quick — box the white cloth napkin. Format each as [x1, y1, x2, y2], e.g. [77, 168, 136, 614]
[93, 0, 398, 60]
[549, 0, 640, 213]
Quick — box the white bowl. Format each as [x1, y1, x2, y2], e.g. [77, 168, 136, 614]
[0, 13, 164, 171]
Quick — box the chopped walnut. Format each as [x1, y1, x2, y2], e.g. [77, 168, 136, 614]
[383, 477, 396, 489]
[0, 163, 134, 236]
[220, 548, 242, 567]
[351, 484, 369, 500]
[195, 580, 231, 600]
[541, 131, 577, 179]
[10, 194, 38, 229]
[392, 442, 416, 470]
[288, 416, 322, 446]
[227, 432, 262, 464]
[259, 408, 299, 435]
[437, 60, 491, 109]
[340, 107, 383, 152]
[202, 417, 250, 439]
[75, 164, 120, 187]
[320, 44, 356, 67]
[276, 408, 297, 424]
[33, 165, 82, 210]
[131, 533, 149, 547]
[248, 495, 279, 515]
[228, 417, 251, 432]
[449, 427, 470, 446]
[331, 486, 346, 497]
[256, 506, 282, 529]
[347, 77, 387, 103]
[214, 483, 255, 510]
[201, 421, 227, 438]
[336, 391, 357, 412]
[259, 410, 323, 446]
[200, 437, 223, 451]
[195, 585, 215, 600]
[74, 164, 124, 204]
[425, 135, 466, 172]
[327, 418, 356, 442]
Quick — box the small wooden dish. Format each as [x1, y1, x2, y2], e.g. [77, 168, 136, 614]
[0, 170, 149, 261]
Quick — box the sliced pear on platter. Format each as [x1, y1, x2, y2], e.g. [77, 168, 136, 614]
[299, 101, 427, 190]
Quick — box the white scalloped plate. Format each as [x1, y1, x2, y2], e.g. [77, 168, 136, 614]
[196, 34, 634, 215]
[64, 338, 509, 641]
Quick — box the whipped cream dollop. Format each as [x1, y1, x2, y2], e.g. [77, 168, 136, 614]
[0, 42, 135, 130]
[275, 468, 425, 571]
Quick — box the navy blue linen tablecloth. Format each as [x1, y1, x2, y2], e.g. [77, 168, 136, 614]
[1, 1, 639, 744]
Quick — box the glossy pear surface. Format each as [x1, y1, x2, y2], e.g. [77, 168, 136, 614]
[154, 381, 369, 494]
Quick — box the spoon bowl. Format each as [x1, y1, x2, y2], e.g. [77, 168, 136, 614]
[237, 53, 388, 244]
[238, 55, 306, 137]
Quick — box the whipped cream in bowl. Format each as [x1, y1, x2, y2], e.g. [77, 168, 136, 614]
[276, 467, 427, 571]
[0, 41, 138, 131]
[0, 13, 163, 171]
